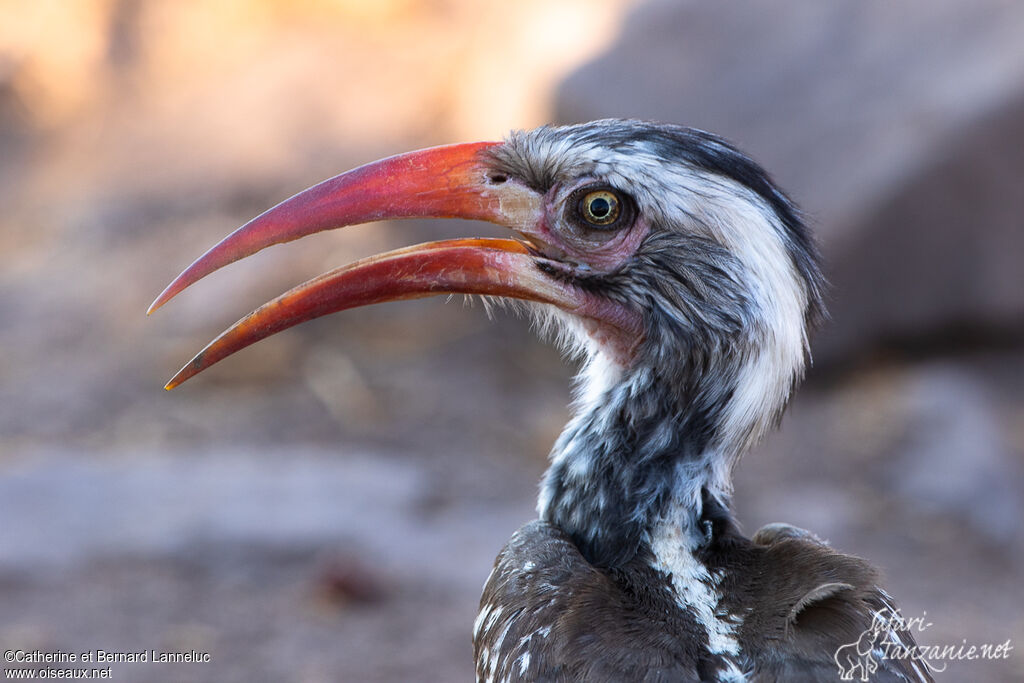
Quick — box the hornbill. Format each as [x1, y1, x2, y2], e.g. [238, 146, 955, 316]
[151, 120, 932, 682]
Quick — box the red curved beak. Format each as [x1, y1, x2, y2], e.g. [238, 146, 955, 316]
[151, 142, 591, 389]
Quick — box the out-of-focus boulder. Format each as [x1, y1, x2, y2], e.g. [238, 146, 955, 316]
[556, 0, 1024, 364]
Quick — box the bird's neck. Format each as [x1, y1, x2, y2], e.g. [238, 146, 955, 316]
[537, 351, 738, 569]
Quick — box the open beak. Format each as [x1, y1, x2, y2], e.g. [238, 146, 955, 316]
[151, 142, 590, 389]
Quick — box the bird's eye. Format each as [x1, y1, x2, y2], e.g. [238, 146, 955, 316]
[580, 190, 620, 226]
[567, 186, 633, 237]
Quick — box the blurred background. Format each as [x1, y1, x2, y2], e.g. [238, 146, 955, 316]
[2, 1, 1023, 681]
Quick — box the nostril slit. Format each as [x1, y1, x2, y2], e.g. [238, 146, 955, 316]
[489, 174, 508, 185]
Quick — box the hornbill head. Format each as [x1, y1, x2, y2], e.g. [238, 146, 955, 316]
[152, 120, 824, 481]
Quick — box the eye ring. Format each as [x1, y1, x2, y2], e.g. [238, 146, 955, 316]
[579, 190, 621, 226]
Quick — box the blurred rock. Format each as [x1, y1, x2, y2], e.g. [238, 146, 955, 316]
[741, 352, 1024, 543]
[556, 0, 1024, 365]
[890, 362, 1023, 545]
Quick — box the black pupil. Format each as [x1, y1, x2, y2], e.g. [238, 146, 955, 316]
[589, 196, 612, 219]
